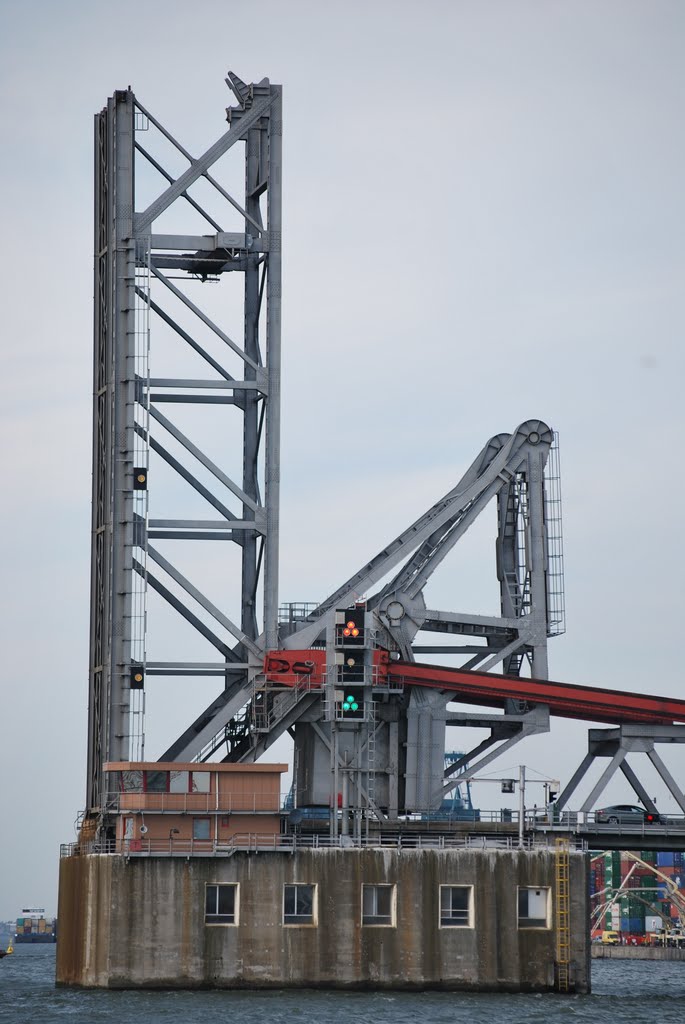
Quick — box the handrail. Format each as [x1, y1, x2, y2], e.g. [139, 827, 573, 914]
[60, 830, 588, 859]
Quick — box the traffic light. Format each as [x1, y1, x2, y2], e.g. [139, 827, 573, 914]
[339, 687, 364, 719]
[341, 652, 364, 683]
[130, 666, 145, 690]
[133, 467, 148, 490]
[340, 609, 364, 646]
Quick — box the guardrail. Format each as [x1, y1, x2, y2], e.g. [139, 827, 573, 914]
[527, 811, 685, 832]
[105, 791, 286, 814]
[60, 809, 685, 860]
[60, 830, 589, 858]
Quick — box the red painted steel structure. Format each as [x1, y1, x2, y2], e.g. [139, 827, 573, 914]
[264, 650, 685, 726]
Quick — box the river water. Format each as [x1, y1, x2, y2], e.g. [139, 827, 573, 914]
[1, 947, 684, 1024]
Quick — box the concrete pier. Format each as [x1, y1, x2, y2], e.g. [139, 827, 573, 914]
[592, 945, 685, 961]
[57, 846, 590, 991]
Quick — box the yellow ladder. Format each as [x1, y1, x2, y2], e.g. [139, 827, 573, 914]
[555, 837, 571, 992]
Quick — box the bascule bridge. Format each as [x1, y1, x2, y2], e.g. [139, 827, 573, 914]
[57, 72, 685, 993]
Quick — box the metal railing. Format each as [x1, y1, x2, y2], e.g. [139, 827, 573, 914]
[59, 809, 685, 860]
[528, 810, 685, 833]
[105, 790, 285, 814]
[60, 829, 588, 859]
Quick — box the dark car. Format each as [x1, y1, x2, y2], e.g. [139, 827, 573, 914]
[595, 804, 664, 825]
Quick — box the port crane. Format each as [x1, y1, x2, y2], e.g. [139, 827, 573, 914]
[591, 851, 685, 935]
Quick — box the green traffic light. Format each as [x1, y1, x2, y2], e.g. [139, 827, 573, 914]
[343, 695, 359, 712]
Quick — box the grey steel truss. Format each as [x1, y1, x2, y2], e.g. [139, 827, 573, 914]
[557, 724, 685, 815]
[270, 419, 564, 817]
[180, 417, 565, 823]
[87, 71, 565, 825]
[86, 73, 282, 813]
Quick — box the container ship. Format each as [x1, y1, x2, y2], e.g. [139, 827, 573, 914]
[14, 908, 57, 944]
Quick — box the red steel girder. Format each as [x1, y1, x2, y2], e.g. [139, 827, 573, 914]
[263, 649, 685, 725]
[391, 661, 685, 726]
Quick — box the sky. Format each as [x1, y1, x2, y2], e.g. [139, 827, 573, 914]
[0, 0, 684, 921]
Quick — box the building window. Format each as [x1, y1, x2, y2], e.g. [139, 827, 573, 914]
[362, 884, 395, 926]
[145, 770, 169, 792]
[193, 817, 211, 841]
[518, 887, 550, 929]
[205, 884, 238, 925]
[191, 771, 211, 793]
[118, 769, 143, 793]
[170, 770, 189, 793]
[283, 884, 316, 926]
[439, 885, 473, 928]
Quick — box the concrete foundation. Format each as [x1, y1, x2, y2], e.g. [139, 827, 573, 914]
[57, 847, 590, 991]
[592, 945, 685, 960]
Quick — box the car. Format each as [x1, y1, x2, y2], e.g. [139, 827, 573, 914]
[595, 804, 664, 825]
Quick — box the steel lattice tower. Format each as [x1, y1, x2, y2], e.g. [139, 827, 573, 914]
[87, 74, 282, 813]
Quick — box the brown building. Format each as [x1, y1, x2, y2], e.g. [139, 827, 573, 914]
[101, 761, 287, 853]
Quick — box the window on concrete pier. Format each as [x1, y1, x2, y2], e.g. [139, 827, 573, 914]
[439, 885, 473, 928]
[362, 884, 396, 926]
[517, 887, 550, 929]
[283, 884, 316, 925]
[205, 884, 238, 925]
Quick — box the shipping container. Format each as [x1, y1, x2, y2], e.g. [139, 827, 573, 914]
[657, 853, 675, 868]
[620, 917, 645, 934]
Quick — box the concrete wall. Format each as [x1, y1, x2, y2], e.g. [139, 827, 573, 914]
[592, 945, 685, 960]
[57, 847, 590, 992]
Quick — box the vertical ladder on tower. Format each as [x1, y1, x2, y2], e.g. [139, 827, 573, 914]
[554, 837, 571, 992]
[365, 699, 377, 839]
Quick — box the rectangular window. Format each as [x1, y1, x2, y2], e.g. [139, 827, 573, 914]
[362, 884, 395, 926]
[119, 770, 143, 793]
[205, 883, 238, 925]
[193, 817, 211, 841]
[518, 887, 550, 929]
[439, 885, 473, 928]
[124, 817, 134, 840]
[283, 884, 316, 925]
[169, 770, 189, 794]
[191, 771, 211, 793]
[145, 770, 169, 792]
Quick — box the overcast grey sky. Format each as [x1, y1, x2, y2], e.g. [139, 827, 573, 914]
[0, 0, 683, 920]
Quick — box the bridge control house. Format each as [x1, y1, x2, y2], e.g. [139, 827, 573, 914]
[101, 762, 285, 851]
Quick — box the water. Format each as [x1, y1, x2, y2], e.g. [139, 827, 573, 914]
[1, 947, 685, 1024]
